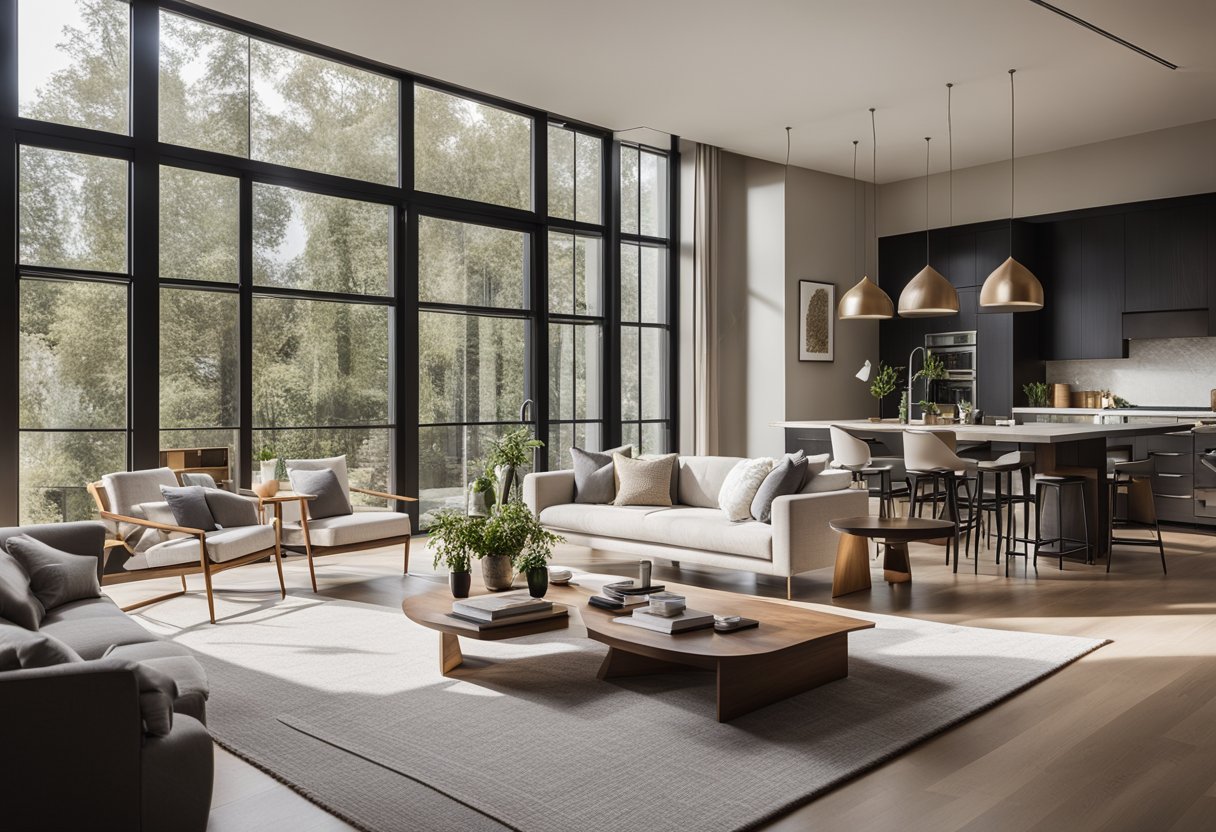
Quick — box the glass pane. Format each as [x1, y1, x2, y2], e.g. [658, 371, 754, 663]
[620, 243, 639, 323]
[549, 232, 602, 316]
[641, 327, 668, 420]
[548, 232, 573, 315]
[640, 245, 667, 323]
[159, 428, 238, 487]
[253, 183, 392, 295]
[19, 146, 127, 273]
[620, 325, 639, 421]
[620, 145, 639, 235]
[640, 150, 669, 237]
[547, 125, 574, 220]
[418, 423, 502, 528]
[20, 279, 126, 429]
[252, 297, 390, 428]
[419, 217, 527, 309]
[548, 422, 602, 470]
[20, 430, 126, 524]
[251, 40, 398, 185]
[419, 312, 527, 425]
[160, 289, 238, 429]
[575, 132, 602, 225]
[158, 11, 249, 157]
[254, 427, 390, 507]
[621, 422, 640, 455]
[160, 166, 239, 282]
[549, 322, 601, 422]
[415, 85, 532, 210]
[19, 0, 129, 134]
[641, 422, 669, 456]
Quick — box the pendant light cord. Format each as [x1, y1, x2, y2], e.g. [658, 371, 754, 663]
[947, 83, 953, 227]
[870, 107, 877, 283]
[1009, 69, 1016, 253]
[852, 140, 859, 280]
[924, 137, 931, 263]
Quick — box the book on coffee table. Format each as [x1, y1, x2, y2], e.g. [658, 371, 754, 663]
[452, 592, 552, 621]
[448, 605, 568, 630]
[613, 608, 715, 634]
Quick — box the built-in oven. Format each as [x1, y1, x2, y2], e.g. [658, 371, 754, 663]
[926, 331, 977, 411]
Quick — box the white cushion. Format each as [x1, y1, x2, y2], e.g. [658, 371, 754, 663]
[285, 456, 351, 504]
[718, 458, 775, 521]
[676, 456, 746, 508]
[103, 468, 180, 545]
[539, 504, 772, 561]
[282, 511, 411, 548]
[538, 504, 673, 539]
[801, 468, 852, 494]
[133, 501, 189, 552]
[136, 524, 275, 568]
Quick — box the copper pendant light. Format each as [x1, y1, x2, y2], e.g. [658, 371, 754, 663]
[980, 69, 1044, 312]
[839, 108, 894, 320]
[899, 132, 958, 317]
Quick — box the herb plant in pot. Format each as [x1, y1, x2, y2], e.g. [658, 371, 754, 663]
[425, 510, 482, 598]
[868, 362, 901, 422]
[482, 499, 562, 594]
[485, 428, 545, 505]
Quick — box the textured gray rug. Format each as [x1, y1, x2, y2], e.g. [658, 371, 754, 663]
[134, 575, 1106, 832]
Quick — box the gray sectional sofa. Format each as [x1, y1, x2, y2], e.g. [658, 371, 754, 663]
[0, 521, 213, 832]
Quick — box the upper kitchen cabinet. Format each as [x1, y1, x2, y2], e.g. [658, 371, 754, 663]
[1037, 213, 1125, 360]
[1124, 202, 1209, 313]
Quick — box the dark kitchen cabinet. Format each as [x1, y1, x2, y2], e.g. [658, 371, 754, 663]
[1037, 214, 1125, 360]
[1125, 204, 1208, 313]
[1042, 219, 1083, 360]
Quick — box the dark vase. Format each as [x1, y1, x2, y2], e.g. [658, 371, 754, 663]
[449, 570, 471, 599]
[526, 567, 548, 598]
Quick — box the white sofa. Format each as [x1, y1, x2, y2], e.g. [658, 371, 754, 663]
[523, 455, 867, 597]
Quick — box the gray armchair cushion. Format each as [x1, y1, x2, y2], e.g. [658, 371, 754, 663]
[4, 534, 101, 612]
[141, 713, 214, 832]
[288, 467, 352, 519]
[159, 485, 217, 532]
[0, 550, 43, 630]
[132, 661, 178, 737]
[179, 472, 217, 489]
[751, 456, 810, 523]
[571, 445, 632, 504]
[0, 621, 83, 670]
[204, 488, 259, 528]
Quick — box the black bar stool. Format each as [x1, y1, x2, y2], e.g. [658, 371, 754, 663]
[974, 451, 1036, 573]
[1107, 458, 1167, 574]
[1032, 474, 1090, 570]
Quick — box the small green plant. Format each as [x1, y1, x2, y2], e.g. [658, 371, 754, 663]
[426, 510, 483, 573]
[868, 362, 901, 401]
[914, 352, 947, 383]
[486, 427, 545, 471]
[918, 400, 941, 416]
[256, 448, 276, 462]
[484, 498, 562, 571]
[898, 391, 909, 423]
[1023, 381, 1049, 407]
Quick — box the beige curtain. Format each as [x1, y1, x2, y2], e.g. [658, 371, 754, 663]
[693, 144, 720, 456]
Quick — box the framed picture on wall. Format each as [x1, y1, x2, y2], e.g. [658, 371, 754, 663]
[798, 280, 835, 362]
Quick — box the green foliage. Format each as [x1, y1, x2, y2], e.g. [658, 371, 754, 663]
[426, 510, 482, 573]
[958, 400, 972, 414]
[256, 448, 277, 462]
[1023, 382, 1050, 407]
[486, 427, 545, 471]
[914, 352, 947, 383]
[869, 362, 901, 400]
[898, 391, 909, 423]
[918, 400, 941, 416]
[426, 498, 562, 574]
[1112, 394, 1134, 408]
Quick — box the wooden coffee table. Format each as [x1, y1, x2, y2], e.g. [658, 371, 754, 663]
[402, 574, 874, 722]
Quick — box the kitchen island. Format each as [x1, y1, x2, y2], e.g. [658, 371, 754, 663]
[776, 419, 1189, 560]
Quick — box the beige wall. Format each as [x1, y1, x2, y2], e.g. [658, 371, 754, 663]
[878, 119, 1216, 236]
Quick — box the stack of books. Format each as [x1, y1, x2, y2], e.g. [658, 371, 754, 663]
[588, 579, 665, 611]
[645, 591, 686, 617]
[614, 606, 715, 634]
[449, 592, 568, 629]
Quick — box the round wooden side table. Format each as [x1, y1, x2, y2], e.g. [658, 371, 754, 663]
[828, 516, 956, 597]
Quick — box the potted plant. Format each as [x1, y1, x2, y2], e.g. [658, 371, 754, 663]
[481, 498, 562, 594]
[913, 352, 948, 420]
[485, 427, 545, 504]
[426, 510, 481, 598]
[919, 400, 943, 425]
[467, 465, 495, 517]
[1023, 381, 1049, 408]
[898, 391, 909, 425]
[868, 362, 901, 422]
[958, 399, 973, 425]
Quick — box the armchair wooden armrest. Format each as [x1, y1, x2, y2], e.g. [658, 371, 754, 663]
[99, 511, 206, 538]
[351, 487, 418, 503]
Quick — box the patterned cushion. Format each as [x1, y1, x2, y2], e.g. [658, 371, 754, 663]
[718, 458, 775, 522]
[613, 454, 675, 507]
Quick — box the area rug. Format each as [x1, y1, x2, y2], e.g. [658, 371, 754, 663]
[133, 574, 1107, 832]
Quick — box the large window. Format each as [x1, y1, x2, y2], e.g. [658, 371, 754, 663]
[1, 1, 678, 529]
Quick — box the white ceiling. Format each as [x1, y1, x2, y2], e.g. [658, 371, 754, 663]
[193, 0, 1216, 183]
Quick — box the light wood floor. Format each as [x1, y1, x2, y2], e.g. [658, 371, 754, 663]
[105, 518, 1216, 832]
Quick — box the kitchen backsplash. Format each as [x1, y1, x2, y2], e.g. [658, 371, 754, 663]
[1046, 336, 1216, 407]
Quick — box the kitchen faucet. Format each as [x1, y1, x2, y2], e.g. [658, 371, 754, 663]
[907, 346, 926, 423]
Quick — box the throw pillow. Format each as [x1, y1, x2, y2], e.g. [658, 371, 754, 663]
[204, 489, 259, 528]
[159, 485, 217, 532]
[797, 452, 832, 492]
[750, 456, 810, 523]
[4, 535, 101, 613]
[0, 621, 82, 670]
[179, 472, 217, 489]
[640, 453, 680, 505]
[613, 454, 675, 507]
[288, 467, 352, 519]
[718, 457, 775, 522]
[0, 551, 44, 630]
[571, 445, 633, 504]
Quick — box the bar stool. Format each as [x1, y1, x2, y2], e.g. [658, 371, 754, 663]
[903, 430, 980, 572]
[1107, 458, 1167, 574]
[1032, 475, 1089, 570]
[974, 451, 1036, 573]
[829, 426, 898, 519]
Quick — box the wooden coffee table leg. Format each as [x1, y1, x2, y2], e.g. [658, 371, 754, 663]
[716, 634, 849, 722]
[440, 632, 463, 675]
[883, 540, 912, 584]
[832, 533, 872, 597]
[597, 646, 692, 680]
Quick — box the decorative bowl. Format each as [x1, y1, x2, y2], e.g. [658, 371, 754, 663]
[549, 568, 573, 585]
[252, 479, 279, 498]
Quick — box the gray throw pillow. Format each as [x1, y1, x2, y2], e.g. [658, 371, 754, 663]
[571, 445, 632, 504]
[179, 472, 217, 489]
[5, 535, 101, 612]
[0, 621, 82, 670]
[0, 551, 43, 630]
[159, 485, 217, 532]
[204, 488, 259, 528]
[750, 456, 810, 523]
[288, 467, 352, 519]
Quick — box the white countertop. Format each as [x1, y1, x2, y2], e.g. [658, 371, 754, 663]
[773, 419, 1187, 444]
[1013, 407, 1216, 418]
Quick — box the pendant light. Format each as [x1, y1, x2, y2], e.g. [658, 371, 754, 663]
[839, 108, 894, 320]
[980, 69, 1044, 312]
[898, 133, 958, 317]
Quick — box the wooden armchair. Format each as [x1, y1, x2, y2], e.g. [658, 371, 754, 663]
[88, 470, 286, 623]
